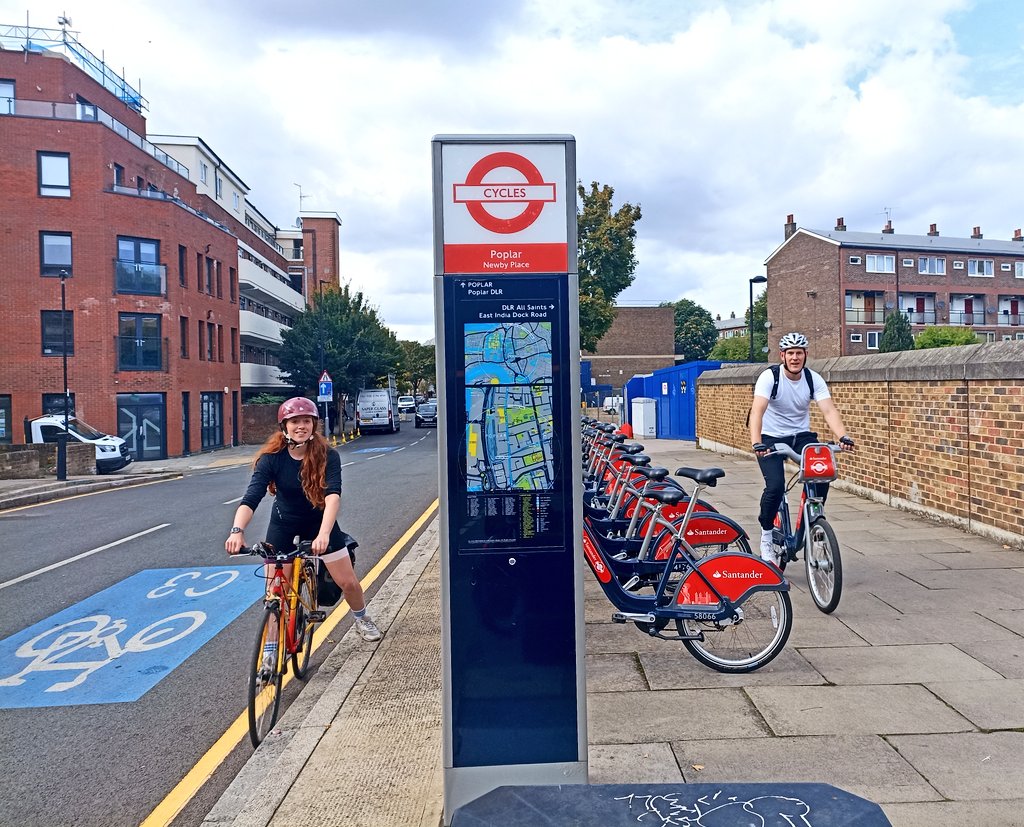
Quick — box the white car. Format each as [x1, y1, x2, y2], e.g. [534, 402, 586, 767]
[397, 395, 416, 414]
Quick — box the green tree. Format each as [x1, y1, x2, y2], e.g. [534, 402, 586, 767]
[709, 336, 751, 361]
[879, 310, 915, 352]
[397, 340, 436, 396]
[578, 181, 642, 352]
[279, 283, 402, 398]
[663, 298, 718, 362]
[747, 289, 768, 362]
[914, 326, 982, 349]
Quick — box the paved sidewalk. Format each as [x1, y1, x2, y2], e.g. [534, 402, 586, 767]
[6, 439, 1024, 826]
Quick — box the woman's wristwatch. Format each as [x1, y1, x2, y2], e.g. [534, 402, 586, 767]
[230, 527, 244, 534]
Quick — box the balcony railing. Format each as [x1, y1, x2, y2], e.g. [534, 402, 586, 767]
[997, 314, 1022, 326]
[948, 311, 986, 325]
[845, 309, 885, 324]
[114, 336, 168, 372]
[902, 310, 937, 325]
[115, 260, 167, 296]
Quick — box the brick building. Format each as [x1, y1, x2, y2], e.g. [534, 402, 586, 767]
[765, 215, 1024, 357]
[583, 305, 675, 391]
[0, 26, 340, 458]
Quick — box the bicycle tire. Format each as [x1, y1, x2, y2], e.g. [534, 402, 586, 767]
[247, 605, 283, 748]
[678, 589, 792, 673]
[805, 517, 843, 614]
[292, 563, 317, 679]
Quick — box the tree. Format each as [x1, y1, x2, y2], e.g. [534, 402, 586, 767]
[397, 340, 436, 396]
[747, 289, 768, 362]
[879, 310, 914, 352]
[577, 181, 642, 352]
[663, 298, 718, 362]
[279, 283, 402, 398]
[914, 326, 982, 349]
[709, 336, 751, 361]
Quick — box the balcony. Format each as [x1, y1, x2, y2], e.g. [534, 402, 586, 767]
[240, 309, 287, 345]
[997, 313, 1022, 326]
[845, 309, 884, 324]
[902, 311, 937, 325]
[240, 362, 288, 388]
[115, 260, 166, 296]
[114, 336, 168, 371]
[238, 257, 304, 314]
[949, 311, 986, 325]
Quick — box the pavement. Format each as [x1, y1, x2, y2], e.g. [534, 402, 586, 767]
[4, 439, 1024, 827]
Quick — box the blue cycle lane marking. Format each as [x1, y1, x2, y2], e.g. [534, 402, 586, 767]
[351, 446, 400, 454]
[0, 566, 264, 709]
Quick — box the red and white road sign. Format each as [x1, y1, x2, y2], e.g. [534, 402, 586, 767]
[439, 142, 569, 275]
[319, 370, 332, 383]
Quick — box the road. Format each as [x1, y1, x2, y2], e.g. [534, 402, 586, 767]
[0, 427, 438, 827]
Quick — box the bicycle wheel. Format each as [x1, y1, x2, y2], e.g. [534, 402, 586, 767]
[678, 589, 792, 673]
[805, 517, 843, 614]
[291, 563, 317, 679]
[247, 605, 283, 748]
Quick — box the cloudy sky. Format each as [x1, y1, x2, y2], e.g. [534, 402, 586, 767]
[4, 0, 1022, 342]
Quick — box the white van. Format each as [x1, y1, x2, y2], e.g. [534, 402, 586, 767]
[24, 414, 133, 474]
[601, 396, 623, 414]
[356, 388, 400, 434]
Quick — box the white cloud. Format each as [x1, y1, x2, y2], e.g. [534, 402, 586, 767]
[7, 0, 1023, 339]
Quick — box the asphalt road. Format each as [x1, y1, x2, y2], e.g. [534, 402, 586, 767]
[0, 427, 438, 827]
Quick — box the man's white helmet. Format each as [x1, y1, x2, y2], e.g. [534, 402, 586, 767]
[778, 332, 808, 349]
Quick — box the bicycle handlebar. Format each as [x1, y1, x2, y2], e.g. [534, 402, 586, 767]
[768, 441, 847, 462]
[237, 540, 316, 561]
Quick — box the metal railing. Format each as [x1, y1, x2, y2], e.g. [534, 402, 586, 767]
[902, 310, 937, 325]
[996, 314, 1022, 326]
[844, 309, 885, 324]
[948, 311, 986, 325]
[114, 260, 167, 296]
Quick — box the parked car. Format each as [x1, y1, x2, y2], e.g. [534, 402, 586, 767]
[414, 402, 438, 428]
[397, 395, 416, 414]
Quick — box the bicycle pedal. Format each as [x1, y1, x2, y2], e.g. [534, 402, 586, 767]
[622, 575, 641, 591]
[307, 610, 327, 623]
[611, 552, 628, 561]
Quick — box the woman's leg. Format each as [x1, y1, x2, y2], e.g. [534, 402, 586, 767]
[319, 550, 366, 611]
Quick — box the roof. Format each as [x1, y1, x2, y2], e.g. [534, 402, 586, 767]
[765, 227, 1024, 264]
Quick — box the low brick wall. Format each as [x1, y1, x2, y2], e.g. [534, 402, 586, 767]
[697, 341, 1024, 546]
[0, 442, 95, 478]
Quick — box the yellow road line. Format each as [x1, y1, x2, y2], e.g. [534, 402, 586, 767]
[139, 498, 440, 827]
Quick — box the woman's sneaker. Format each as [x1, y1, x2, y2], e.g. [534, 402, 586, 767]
[354, 615, 382, 642]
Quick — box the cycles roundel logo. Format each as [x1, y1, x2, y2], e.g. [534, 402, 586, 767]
[453, 152, 557, 235]
[810, 460, 830, 474]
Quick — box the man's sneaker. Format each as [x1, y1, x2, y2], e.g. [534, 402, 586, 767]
[760, 529, 775, 563]
[354, 615, 382, 642]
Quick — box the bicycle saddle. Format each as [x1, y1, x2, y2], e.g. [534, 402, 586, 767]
[647, 487, 686, 505]
[675, 466, 726, 487]
[631, 465, 669, 481]
[620, 454, 650, 466]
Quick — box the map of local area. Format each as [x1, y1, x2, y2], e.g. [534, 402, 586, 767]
[464, 321, 554, 492]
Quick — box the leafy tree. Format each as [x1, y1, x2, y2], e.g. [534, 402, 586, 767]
[709, 336, 752, 361]
[279, 283, 402, 398]
[914, 326, 982, 349]
[247, 393, 288, 405]
[398, 339, 436, 396]
[879, 310, 914, 352]
[578, 181, 642, 352]
[746, 289, 768, 362]
[662, 298, 718, 362]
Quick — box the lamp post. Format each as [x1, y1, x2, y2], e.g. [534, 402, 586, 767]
[56, 268, 70, 480]
[748, 275, 768, 362]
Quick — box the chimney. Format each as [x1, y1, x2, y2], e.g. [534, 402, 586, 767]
[835, 217, 846, 231]
[882, 220, 894, 234]
[784, 213, 797, 240]
[1013, 229, 1023, 242]
[971, 226, 983, 239]
[928, 223, 939, 236]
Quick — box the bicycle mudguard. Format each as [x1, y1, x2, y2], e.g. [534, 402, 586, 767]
[676, 552, 787, 606]
[652, 513, 747, 561]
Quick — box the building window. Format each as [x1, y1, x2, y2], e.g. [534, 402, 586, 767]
[232, 192, 239, 210]
[849, 333, 863, 342]
[0, 79, 13, 114]
[41, 310, 74, 355]
[41, 393, 76, 417]
[200, 162, 208, 183]
[38, 152, 70, 197]
[230, 327, 238, 363]
[197, 320, 205, 361]
[179, 316, 189, 358]
[207, 321, 216, 361]
[205, 257, 214, 294]
[178, 245, 187, 287]
[0, 394, 11, 444]
[918, 256, 945, 275]
[953, 261, 964, 269]
[215, 176, 223, 199]
[1015, 262, 1024, 279]
[1001, 263, 1012, 271]
[229, 266, 237, 302]
[902, 259, 913, 267]
[216, 261, 223, 298]
[866, 331, 879, 350]
[118, 313, 162, 370]
[865, 254, 894, 273]
[40, 232, 72, 276]
[968, 259, 994, 277]
[116, 236, 165, 295]
[217, 324, 224, 362]
[113, 163, 125, 187]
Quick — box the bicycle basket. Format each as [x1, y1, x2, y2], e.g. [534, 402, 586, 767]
[800, 443, 837, 483]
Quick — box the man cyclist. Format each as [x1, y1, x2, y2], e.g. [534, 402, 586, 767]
[748, 332, 855, 562]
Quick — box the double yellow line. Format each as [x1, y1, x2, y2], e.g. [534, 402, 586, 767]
[140, 499, 439, 827]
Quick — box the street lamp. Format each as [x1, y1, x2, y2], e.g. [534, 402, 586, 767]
[56, 268, 71, 480]
[748, 275, 768, 362]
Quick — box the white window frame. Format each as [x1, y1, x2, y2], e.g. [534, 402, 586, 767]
[848, 256, 861, 265]
[1016, 262, 1024, 279]
[1001, 263, 1012, 271]
[1017, 332, 1024, 340]
[38, 152, 70, 197]
[902, 258, 914, 267]
[986, 331, 996, 342]
[215, 176, 223, 199]
[866, 331, 879, 350]
[849, 333, 863, 342]
[968, 259, 994, 277]
[199, 162, 208, 184]
[918, 256, 946, 275]
[866, 254, 895, 273]
[232, 191, 239, 210]
[953, 261, 965, 269]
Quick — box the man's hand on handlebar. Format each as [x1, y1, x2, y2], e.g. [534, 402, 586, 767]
[839, 435, 856, 452]
[753, 442, 770, 458]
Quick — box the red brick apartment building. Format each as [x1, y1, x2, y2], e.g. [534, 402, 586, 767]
[765, 215, 1024, 357]
[583, 306, 676, 389]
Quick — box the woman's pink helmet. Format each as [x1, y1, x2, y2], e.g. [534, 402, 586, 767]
[277, 396, 319, 424]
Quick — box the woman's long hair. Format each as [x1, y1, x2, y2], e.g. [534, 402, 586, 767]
[252, 428, 329, 509]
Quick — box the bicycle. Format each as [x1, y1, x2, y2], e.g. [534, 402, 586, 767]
[765, 442, 845, 614]
[237, 541, 325, 747]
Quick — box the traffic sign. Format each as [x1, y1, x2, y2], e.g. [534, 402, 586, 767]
[317, 380, 333, 403]
[319, 370, 332, 383]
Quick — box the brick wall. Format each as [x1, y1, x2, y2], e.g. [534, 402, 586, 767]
[584, 306, 676, 390]
[0, 442, 94, 477]
[697, 342, 1024, 545]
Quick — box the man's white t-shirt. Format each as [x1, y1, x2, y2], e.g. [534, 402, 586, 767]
[754, 368, 831, 436]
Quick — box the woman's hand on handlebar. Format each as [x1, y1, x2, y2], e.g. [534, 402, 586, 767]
[838, 435, 856, 452]
[311, 532, 331, 556]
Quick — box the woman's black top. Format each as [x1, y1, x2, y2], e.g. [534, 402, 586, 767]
[240, 448, 342, 523]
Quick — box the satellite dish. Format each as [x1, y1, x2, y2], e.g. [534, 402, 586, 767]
[295, 217, 302, 228]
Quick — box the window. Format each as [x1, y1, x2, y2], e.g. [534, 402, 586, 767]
[41, 310, 74, 355]
[40, 232, 72, 276]
[217, 324, 224, 362]
[196, 252, 203, 291]
[1001, 263, 1012, 271]
[968, 259, 994, 277]
[1015, 262, 1024, 279]
[117, 313, 162, 370]
[953, 261, 965, 269]
[116, 236, 164, 295]
[41, 393, 76, 417]
[848, 256, 861, 265]
[232, 192, 239, 210]
[229, 266, 237, 302]
[1, 79, 13, 115]
[866, 254, 895, 273]
[866, 331, 879, 350]
[215, 176, 223, 199]
[230, 327, 238, 363]
[207, 321, 216, 361]
[76, 95, 97, 121]
[215, 261, 223, 298]
[197, 320, 205, 361]
[38, 152, 70, 197]
[902, 259, 914, 267]
[113, 163, 124, 187]
[205, 257, 214, 294]
[179, 316, 189, 358]
[985, 331, 996, 342]
[200, 162, 208, 183]
[849, 333, 863, 342]
[178, 245, 187, 287]
[0, 394, 11, 444]
[918, 256, 945, 275]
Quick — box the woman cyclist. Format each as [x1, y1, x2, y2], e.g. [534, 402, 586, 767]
[226, 397, 382, 657]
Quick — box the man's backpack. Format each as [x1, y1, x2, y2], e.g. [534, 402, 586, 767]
[746, 365, 816, 428]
